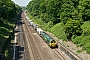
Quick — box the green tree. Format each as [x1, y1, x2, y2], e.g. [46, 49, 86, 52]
[27, 0, 61, 24]
[65, 18, 82, 39]
[46, 0, 61, 24]
[77, 0, 90, 21]
[60, 1, 75, 24]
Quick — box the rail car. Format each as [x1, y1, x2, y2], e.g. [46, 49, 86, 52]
[28, 21, 33, 26]
[29, 20, 32, 22]
[32, 24, 38, 31]
[40, 31, 58, 48]
[36, 28, 43, 35]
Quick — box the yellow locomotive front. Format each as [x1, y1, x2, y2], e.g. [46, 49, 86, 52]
[49, 40, 58, 48]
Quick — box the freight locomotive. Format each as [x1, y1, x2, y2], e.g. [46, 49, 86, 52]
[40, 31, 58, 48]
[24, 11, 58, 48]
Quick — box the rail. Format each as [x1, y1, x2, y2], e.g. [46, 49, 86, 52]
[58, 41, 82, 60]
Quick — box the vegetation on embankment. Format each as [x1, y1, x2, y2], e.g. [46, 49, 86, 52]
[72, 21, 90, 54]
[26, 0, 90, 54]
[27, 11, 90, 54]
[0, 0, 22, 60]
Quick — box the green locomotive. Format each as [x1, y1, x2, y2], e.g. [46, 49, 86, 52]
[40, 31, 58, 48]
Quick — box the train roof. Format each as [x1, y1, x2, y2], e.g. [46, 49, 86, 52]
[41, 31, 53, 40]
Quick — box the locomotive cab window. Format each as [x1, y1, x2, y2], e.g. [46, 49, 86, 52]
[51, 40, 56, 43]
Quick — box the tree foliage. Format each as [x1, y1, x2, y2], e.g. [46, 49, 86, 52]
[27, 0, 61, 24]
[0, 0, 22, 59]
[77, 0, 90, 21]
[60, 1, 75, 24]
[26, 0, 90, 54]
[65, 18, 82, 39]
[27, 0, 90, 39]
[0, 0, 21, 21]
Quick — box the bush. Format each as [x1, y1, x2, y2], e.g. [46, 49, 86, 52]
[48, 21, 53, 28]
[5, 50, 10, 60]
[72, 36, 82, 45]
[72, 35, 90, 54]
[72, 21, 90, 54]
[51, 23, 67, 40]
[87, 48, 90, 54]
[82, 42, 90, 54]
[81, 21, 90, 36]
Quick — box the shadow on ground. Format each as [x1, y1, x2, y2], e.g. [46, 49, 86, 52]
[16, 46, 24, 60]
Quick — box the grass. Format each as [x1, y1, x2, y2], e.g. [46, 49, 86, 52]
[76, 50, 83, 54]
[51, 23, 67, 40]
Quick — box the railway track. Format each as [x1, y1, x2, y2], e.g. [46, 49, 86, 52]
[17, 19, 25, 60]
[17, 11, 70, 60]
[23, 12, 52, 60]
[52, 48, 69, 60]
[23, 12, 56, 60]
[14, 11, 83, 60]
[15, 13, 31, 60]
[23, 12, 58, 60]
[22, 12, 43, 60]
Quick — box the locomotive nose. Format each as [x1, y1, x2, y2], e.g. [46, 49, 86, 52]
[50, 43, 57, 47]
[52, 43, 57, 47]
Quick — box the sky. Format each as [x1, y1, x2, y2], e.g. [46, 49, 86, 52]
[12, 0, 31, 6]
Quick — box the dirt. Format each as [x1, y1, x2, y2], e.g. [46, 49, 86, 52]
[46, 31, 90, 60]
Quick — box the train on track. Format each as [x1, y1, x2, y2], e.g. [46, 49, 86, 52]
[40, 31, 58, 48]
[24, 11, 58, 48]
